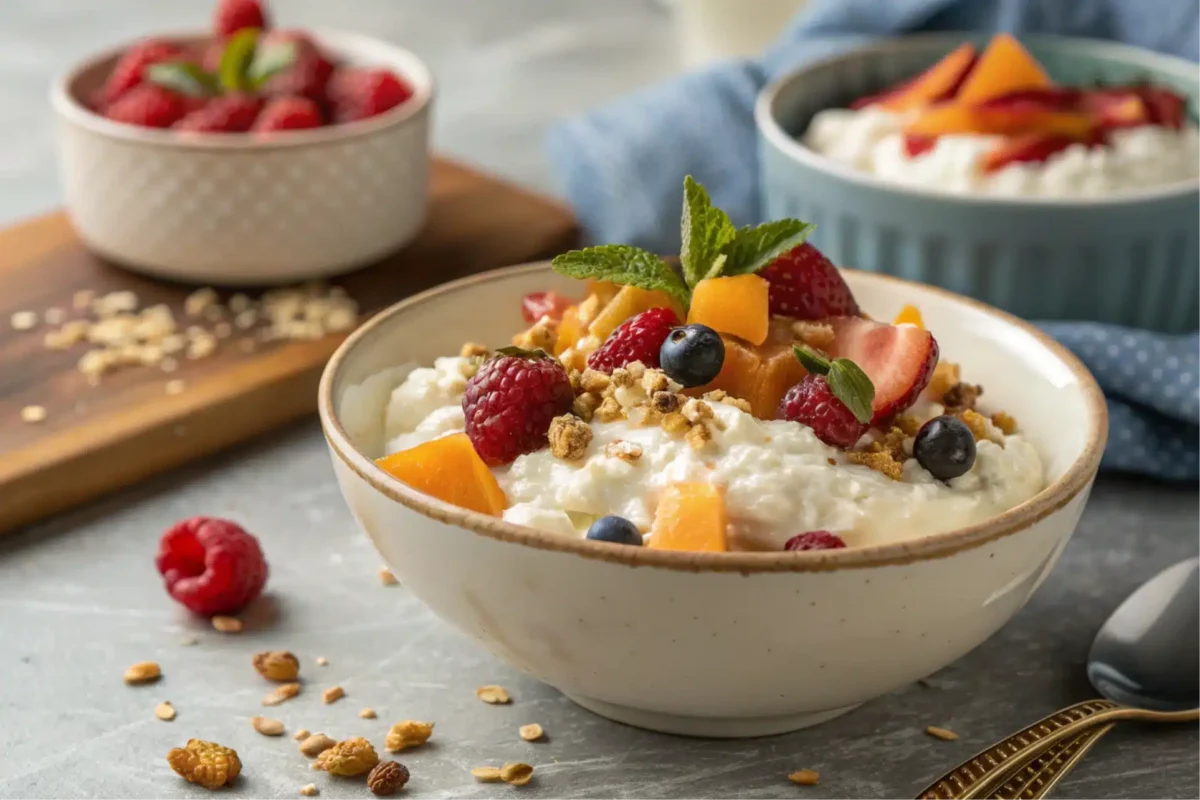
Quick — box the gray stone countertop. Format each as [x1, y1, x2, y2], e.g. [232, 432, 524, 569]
[0, 1, 1197, 798]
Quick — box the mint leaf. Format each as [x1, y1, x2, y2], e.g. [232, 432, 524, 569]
[719, 219, 815, 276]
[552, 246, 689, 307]
[827, 359, 875, 424]
[792, 345, 831, 375]
[248, 41, 297, 88]
[680, 176, 735, 288]
[219, 29, 260, 93]
[493, 345, 552, 360]
[145, 62, 219, 97]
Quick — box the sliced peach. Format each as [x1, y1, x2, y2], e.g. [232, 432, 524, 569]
[586, 279, 622, 307]
[878, 43, 978, 111]
[907, 103, 1093, 139]
[588, 284, 685, 341]
[375, 433, 507, 517]
[648, 483, 728, 553]
[956, 33, 1050, 105]
[893, 304, 925, 329]
[688, 319, 806, 419]
[687, 274, 769, 346]
[554, 305, 584, 356]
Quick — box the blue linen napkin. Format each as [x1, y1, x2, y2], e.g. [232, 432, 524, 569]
[546, 0, 1200, 481]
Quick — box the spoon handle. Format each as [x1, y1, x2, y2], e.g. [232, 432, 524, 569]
[985, 723, 1115, 799]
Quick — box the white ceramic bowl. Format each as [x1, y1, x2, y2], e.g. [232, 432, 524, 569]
[50, 29, 433, 286]
[318, 263, 1107, 738]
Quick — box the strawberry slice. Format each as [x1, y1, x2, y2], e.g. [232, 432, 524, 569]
[903, 134, 938, 158]
[520, 291, 573, 324]
[826, 316, 939, 424]
[1136, 87, 1186, 130]
[760, 244, 860, 320]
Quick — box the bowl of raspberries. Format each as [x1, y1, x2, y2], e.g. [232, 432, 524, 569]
[50, 0, 433, 285]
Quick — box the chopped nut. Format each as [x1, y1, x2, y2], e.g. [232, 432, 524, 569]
[316, 737, 379, 776]
[580, 368, 611, 393]
[476, 685, 512, 704]
[893, 413, 922, 437]
[792, 320, 835, 351]
[943, 382, 982, 412]
[472, 767, 503, 783]
[956, 408, 1000, 444]
[367, 761, 410, 796]
[385, 720, 434, 752]
[185, 288, 219, 318]
[263, 682, 301, 706]
[92, 290, 138, 317]
[788, 769, 820, 786]
[640, 368, 669, 394]
[593, 396, 624, 423]
[252, 716, 286, 736]
[991, 411, 1018, 435]
[73, 290, 94, 310]
[300, 784, 318, 797]
[43, 307, 66, 325]
[167, 739, 241, 790]
[43, 320, 89, 349]
[500, 762, 534, 786]
[299, 733, 337, 758]
[253, 650, 300, 682]
[926, 725, 959, 741]
[722, 395, 753, 414]
[626, 405, 663, 427]
[165, 379, 185, 396]
[379, 567, 398, 586]
[847, 449, 903, 481]
[155, 701, 176, 721]
[211, 616, 242, 633]
[604, 440, 643, 463]
[681, 398, 713, 423]
[360, 708, 377, 719]
[548, 414, 592, 460]
[20, 405, 47, 424]
[625, 359, 647, 380]
[609, 367, 635, 389]
[187, 331, 217, 360]
[518, 723, 544, 742]
[293, 729, 311, 741]
[10, 310, 37, 330]
[651, 391, 682, 414]
[514, 317, 557, 351]
[460, 342, 490, 358]
[316, 657, 329, 667]
[124, 661, 161, 685]
[686, 423, 712, 450]
[661, 411, 690, 435]
[322, 685, 345, 704]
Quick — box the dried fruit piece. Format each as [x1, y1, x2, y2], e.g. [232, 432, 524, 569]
[788, 769, 820, 786]
[253, 650, 300, 682]
[500, 762, 534, 786]
[322, 685, 345, 704]
[299, 733, 337, 758]
[155, 701, 177, 721]
[926, 725, 960, 741]
[471, 767, 503, 783]
[476, 685, 511, 704]
[367, 761, 410, 796]
[167, 739, 242, 790]
[518, 724, 544, 742]
[211, 615, 243, 633]
[263, 682, 301, 706]
[316, 737, 379, 776]
[360, 708, 378, 719]
[385, 720, 434, 752]
[124, 661, 162, 685]
[252, 716, 285, 736]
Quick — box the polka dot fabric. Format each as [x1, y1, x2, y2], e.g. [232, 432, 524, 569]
[1040, 323, 1199, 480]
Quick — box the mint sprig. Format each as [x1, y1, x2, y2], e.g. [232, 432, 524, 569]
[146, 62, 220, 97]
[720, 218, 815, 276]
[219, 29, 261, 92]
[551, 246, 689, 308]
[793, 346, 875, 425]
[680, 175, 735, 286]
[247, 40, 298, 88]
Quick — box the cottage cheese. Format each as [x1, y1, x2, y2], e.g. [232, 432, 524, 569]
[379, 357, 1045, 549]
[802, 107, 1200, 197]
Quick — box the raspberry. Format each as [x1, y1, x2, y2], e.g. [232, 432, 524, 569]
[462, 351, 574, 466]
[105, 84, 189, 128]
[259, 30, 335, 103]
[155, 516, 268, 615]
[760, 243, 860, 320]
[252, 96, 324, 132]
[586, 307, 680, 373]
[328, 67, 413, 123]
[174, 95, 264, 133]
[784, 531, 846, 551]
[101, 39, 184, 107]
[214, 0, 269, 37]
[777, 374, 869, 449]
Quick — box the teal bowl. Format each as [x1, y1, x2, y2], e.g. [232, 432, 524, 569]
[755, 34, 1199, 333]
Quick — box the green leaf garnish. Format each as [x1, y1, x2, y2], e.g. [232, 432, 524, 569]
[792, 345, 831, 375]
[145, 62, 219, 97]
[719, 219, 815, 276]
[248, 40, 298, 88]
[219, 28, 260, 92]
[551, 245, 690, 308]
[493, 345, 552, 360]
[793, 345, 875, 425]
[680, 175, 735, 288]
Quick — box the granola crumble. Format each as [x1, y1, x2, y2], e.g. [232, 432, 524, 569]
[460, 342, 489, 358]
[943, 382, 982, 412]
[604, 439, 643, 463]
[593, 396, 624, 423]
[788, 769, 820, 786]
[385, 720, 434, 752]
[792, 320, 835, 351]
[651, 390, 682, 415]
[686, 423, 713, 450]
[926, 725, 959, 741]
[572, 392, 600, 422]
[847, 448, 904, 481]
[548, 414, 592, 460]
[991, 411, 1018, 435]
[661, 411, 690, 435]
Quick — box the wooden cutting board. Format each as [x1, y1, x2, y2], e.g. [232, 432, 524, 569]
[0, 158, 578, 535]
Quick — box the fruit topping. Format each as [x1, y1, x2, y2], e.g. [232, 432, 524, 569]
[252, 95, 323, 131]
[659, 323, 725, 388]
[778, 347, 875, 449]
[375, 432, 507, 515]
[893, 304, 925, 328]
[826, 316, 938, 425]
[784, 531, 847, 551]
[1138, 86, 1186, 130]
[759, 243, 860, 320]
[694, 318, 806, 419]
[257, 30, 334, 102]
[903, 134, 938, 158]
[328, 67, 414, 123]
[955, 33, 1050, 105]
[686, 274, 769, 345]
[585, 515, 644, 546]
[101, 39, 185, 107]
[462, 348, 574, 466]
[105, 83, 189, 128]
[869, 42, 979, 112]
[155, 516, 269, 616]
[906, 101, 1094, 140]
[521, 291, 574, 325]
[587, 307, 681, 374]
[914, 415, 977, 481]
[214, 0, 269, 37]
[174, 94, 264, 132]
[587, 284, 685, 342]
[648, 483, 728, 552]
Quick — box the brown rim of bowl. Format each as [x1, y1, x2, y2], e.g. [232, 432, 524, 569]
[48, 27, 434, 151]
[318, 262, 1108, 573]
[755, 31, 1200, 208]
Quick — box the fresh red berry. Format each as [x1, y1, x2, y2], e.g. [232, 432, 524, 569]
[826, 316, 939, 425]
[101, 39, 184, 107]
[214, 0, 269, 37]
[586, 307, 680, 373]
[155, 516, 268, 616]
[252, 96, 324, 132]
[760, 243, 860, 319]
[784, 530, 846, 551]
[259, 30, 336, 103]
[521, 291, 573, 325]
[174, 94, 264, 133]
[777, 374, 869, 449]
[328, 67, 413, 123]
[462, 352, 574, 466]
[105, 83, 189, 128]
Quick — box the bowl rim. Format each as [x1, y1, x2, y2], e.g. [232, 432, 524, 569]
[755, 31, 1200, 207]
[318, 261, 1109, 573]
[49, 27, 434, 151]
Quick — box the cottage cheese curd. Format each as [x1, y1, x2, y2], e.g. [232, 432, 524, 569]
[803, 107, 1200, 197]
[379, 357, 1045, 550]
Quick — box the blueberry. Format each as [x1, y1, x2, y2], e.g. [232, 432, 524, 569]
[659, 324, 725, 388]
[585, 515, 644, 546]
[914, 415, 977, 481]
